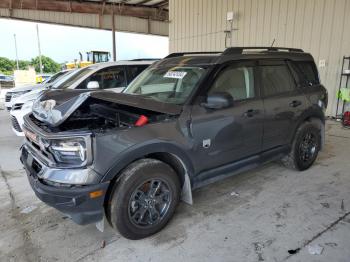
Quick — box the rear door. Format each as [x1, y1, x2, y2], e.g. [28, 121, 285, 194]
[259, 60, 308, 150]
[190, 61, 264, 173]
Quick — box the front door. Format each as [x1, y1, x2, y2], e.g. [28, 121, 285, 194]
[190, 61, 264, 174]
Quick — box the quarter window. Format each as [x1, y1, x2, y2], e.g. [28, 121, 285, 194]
[294, 61, 319, 86]
[260, 65, 296, 96]
[209, 66, 255, 100]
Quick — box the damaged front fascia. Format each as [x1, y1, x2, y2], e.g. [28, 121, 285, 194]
[32, 90, 183, 128]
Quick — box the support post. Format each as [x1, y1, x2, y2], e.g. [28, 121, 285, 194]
[13, 34, 19, 70]
[36, 24, 43, 74]
[112, 7, 116, 61]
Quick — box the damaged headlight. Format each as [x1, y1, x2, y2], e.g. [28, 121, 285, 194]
[49, 138, 89, 166]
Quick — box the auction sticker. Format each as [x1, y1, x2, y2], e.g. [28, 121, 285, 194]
[164, 71, 187, 79]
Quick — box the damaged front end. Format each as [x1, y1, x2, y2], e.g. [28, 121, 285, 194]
[31, 90, 181, 133]
[20, 90, 181, 225]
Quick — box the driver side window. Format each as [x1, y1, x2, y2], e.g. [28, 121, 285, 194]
[209, 65, 255, 100]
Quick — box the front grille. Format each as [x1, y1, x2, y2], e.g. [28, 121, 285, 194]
[11, 115, 22, 132]
[5, 93, 12, 102]
[12, 103, 23, 110]
[21, 146, 42, 177]
[32, 158, 42, 174]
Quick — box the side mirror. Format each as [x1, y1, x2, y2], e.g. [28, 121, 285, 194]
[87, 81, 100, 89]
[202, 92, 233, 109]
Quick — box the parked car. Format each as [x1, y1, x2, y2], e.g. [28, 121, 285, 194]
[10, 60, 155, 136]
[4, 70, 71, 111]
[20, 47, 327, 240]
[0, 74, 15, 89]
[0, 74, 13, 82]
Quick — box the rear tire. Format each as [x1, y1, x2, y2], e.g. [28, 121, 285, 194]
[282, 122, 321, 171]
[108, 159, 180, 240]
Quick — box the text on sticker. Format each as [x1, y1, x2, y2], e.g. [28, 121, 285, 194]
[164, 71, 187, 79]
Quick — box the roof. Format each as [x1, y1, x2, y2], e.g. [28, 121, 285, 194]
[69, 0, 168, 11]
[0, 1, 169, 22]
[86, 60, 157, 69]
[156, 47, 314, 67]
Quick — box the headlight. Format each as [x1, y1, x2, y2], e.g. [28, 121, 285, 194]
[21, 100, 34, 111]
[49, 138, 88, 165]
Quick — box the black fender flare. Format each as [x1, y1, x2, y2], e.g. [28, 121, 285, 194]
[100, 142, 195, 183]
[290, 106, 325, 148]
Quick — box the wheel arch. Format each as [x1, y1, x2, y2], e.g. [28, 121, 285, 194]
[102, 143, 195, 213]
[292, 110, 325, 150]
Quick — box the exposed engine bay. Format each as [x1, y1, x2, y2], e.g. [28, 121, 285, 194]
[59, 99, 173, 131]
[29, 90, 182, 133]
[31, 98, 174, 133]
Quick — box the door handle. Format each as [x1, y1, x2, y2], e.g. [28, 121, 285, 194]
[289, 100, 302, 107]
[244, 109, 259, 117]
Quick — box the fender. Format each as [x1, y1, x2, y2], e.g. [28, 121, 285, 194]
[289, 105, 325, 147]
[100, 141, 195, 184]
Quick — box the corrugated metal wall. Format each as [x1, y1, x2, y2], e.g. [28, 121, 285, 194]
[169, 0, 350, 116]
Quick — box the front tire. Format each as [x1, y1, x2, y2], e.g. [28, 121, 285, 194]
[108, 159, 180, 240]
[282, 122, 321, 171]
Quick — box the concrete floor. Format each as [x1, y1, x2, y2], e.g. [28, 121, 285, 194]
[0, 108, 350, 262]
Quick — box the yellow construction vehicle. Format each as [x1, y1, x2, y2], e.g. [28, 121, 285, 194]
[64, 51, 110, 69]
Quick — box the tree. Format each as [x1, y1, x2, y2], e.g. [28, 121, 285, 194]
[31, 55, 60, 73]
[18, 60, 31, 70]
[0, 57, 15, 74]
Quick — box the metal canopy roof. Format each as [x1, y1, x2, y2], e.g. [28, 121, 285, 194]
[0, 0, 168, 21]
[0, 0, 169, 36]
[82, 0, 168, 10]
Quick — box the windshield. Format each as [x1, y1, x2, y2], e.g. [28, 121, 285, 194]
[123, 66, 206, 104]
[51, 67, 94, 89]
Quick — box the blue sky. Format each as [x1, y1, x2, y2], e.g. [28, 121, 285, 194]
[0, 18, 169, 63]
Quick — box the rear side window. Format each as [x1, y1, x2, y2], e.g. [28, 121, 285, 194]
[293, 61, 319, 86]
[260, 65, 296, 96]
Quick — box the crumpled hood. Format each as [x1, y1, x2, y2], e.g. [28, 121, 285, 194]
[32, 90, 182, 127]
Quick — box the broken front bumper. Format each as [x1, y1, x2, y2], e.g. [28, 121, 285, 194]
[20, 145, 109, 225]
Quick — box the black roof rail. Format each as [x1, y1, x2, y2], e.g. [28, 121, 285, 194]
[165, 51, 223, 58]
[223, 46, 304, 55]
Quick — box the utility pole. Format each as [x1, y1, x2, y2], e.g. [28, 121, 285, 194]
[13, 34, 19, 70]
[36, 24, 43, 73]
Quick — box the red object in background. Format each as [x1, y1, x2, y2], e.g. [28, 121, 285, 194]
[135, 115, 149, 127]
[343, 111, 350, 127]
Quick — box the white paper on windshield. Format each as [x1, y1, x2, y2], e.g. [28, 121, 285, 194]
[163, 71, 187, 79]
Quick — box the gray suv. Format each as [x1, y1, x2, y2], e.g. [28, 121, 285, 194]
[20, 47, 328, 239]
